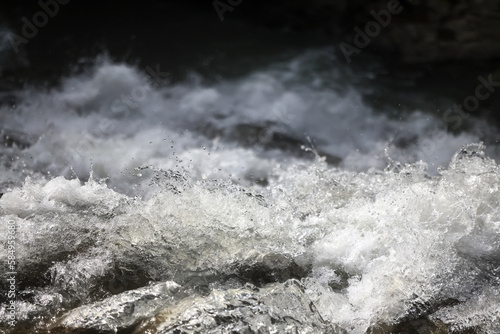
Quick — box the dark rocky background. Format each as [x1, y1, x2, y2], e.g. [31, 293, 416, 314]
[1, 0, 500, 125]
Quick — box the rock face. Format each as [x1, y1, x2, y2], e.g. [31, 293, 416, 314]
[51, 281, 181, 333]
[241, 0, 500, 63]
[134, 279, 342, 334]
[51, 279, 343, 334]
[355, 0, 500, 63]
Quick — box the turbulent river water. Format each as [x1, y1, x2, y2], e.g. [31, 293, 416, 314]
[1, 49, 500, 333]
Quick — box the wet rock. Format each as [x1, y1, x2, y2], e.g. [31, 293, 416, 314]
[240, 0, 500, 63]
[370, 295, 484, 334]
[382, 0, 500, 63]
[231, 123, 304, 151]
[370, 318, 450, 334]
[134, 279, 344, 334]
[346, 0, 500, 63]
[51, 281, 181, 334]
[233, 252, 311, 286]
[229, 123, 341, 165]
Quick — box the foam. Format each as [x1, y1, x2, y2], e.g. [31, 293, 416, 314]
[2, 53, 498, 196]
[1, 51, 499, 332]
[2, 145, 499, 331]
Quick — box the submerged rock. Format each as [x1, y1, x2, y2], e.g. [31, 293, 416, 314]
[48, 279, 344, 334]
[51, 281, 181, 334]
[134, 279, 343, 334]
[370, 318, 450, 334]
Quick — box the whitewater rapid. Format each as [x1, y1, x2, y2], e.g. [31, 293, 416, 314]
[1, 51, 499, 333]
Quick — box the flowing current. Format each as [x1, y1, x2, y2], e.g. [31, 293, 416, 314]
[1, 50, 500, 333]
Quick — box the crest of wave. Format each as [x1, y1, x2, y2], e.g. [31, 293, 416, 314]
[0, 143, 499, 333]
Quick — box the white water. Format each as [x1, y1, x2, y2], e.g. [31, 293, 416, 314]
[1, 51, 499, 333]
